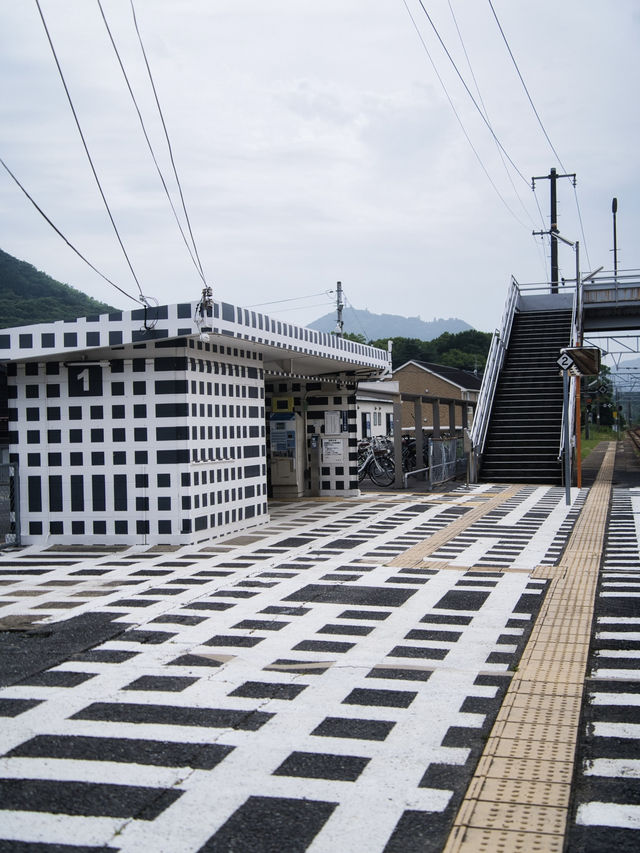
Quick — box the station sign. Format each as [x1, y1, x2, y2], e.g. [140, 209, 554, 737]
[557, 347, 601, 376]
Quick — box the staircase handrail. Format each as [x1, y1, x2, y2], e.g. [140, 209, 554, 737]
[470, 276, 519, 457]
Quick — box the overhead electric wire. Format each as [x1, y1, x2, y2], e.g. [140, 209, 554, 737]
[401, 0, 529, 229]
[572, 185, 593, 271]
[243, 290, 334, 309]
[487, 0, 567, 174]
[411, 0, 530, 188]
[96, 0, 206, 286]
[447, 0, 541, 233]
[34, 0, 145, 303]
[128, 0, 207, 285]
[0, 156, 141, 304]
[345, 298, 372, 342]
[264, 300, 334, 315]
[486, 1, 593, 270]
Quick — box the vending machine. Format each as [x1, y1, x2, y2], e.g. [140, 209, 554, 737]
[269, 413, 306, 498]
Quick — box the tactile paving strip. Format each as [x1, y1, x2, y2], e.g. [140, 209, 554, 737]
[443, 444, 616, 853]
[387, 485, 525, 567]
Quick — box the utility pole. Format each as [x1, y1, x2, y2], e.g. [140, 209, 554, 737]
[532, 168, 576, 294]
[335, 281, 344, 337]
[612, 197, 619, 280]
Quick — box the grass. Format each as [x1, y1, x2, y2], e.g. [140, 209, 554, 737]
[580, 425, 619, 459]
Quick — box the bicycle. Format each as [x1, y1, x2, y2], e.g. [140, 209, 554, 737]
[357, 435, 395, 487]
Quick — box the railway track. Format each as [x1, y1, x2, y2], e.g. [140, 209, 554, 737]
[627, 426, 640, 452]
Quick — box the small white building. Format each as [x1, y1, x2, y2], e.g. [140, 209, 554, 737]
[355, 380, 398, 439]
[1, 299, 388, 546]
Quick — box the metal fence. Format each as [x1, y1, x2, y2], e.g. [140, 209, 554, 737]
[428, 437, 464, 487]
[0, 463, 19, 545]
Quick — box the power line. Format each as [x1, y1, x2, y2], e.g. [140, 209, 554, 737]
[34, 0, 145, 302]
[447, 0, 538, 232]
[128, 0, 207, 287]
[573, 184, 593, 271]
[96, 0, 206, 286]
[411, 0, 530, 187]
[487, 0, 567, 173]
[401, 0, 530, 228]
[0, 156, 141, 304]
[243, 290, 334, 309]
[264, 300, 335, 315]
[486, 2, 593, 270]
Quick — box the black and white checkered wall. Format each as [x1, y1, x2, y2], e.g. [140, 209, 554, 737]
[266, 379, 359, 496]
[2, 300, 387, 544]
[7, 338, 267, 545]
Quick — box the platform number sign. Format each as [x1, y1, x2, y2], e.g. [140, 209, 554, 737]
[557, 352, 574, 371]
[67, 364, 103, 397]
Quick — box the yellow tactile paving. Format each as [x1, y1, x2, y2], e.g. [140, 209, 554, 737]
[388, 484, 524, 567]
[446, 826, 565, 853]
[442, 443, 616, 853]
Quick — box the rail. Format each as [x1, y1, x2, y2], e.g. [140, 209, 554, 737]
[582, 269, 640, 305]
[469, 276, 519, 478]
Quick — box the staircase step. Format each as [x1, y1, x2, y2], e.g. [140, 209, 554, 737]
[479, 306, 572, 485]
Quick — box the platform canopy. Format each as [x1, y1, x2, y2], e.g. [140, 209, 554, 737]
[0, 298, 390, 381]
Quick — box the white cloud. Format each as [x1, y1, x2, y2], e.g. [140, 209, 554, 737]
[1, 0, 639, 332]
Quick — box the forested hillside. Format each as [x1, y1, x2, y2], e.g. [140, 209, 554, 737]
[344, 330, 492, 371]
[0, 249, 116, 328]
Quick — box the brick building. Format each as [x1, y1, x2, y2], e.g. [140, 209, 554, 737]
[393, 360, 482, 432]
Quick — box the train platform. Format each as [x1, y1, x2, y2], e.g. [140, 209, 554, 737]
[0, 440, 638, 852]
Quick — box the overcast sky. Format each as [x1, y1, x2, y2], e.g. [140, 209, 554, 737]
[1, 0, 639, 338]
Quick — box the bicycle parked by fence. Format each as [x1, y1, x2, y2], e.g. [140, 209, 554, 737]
[357, 435, 395, 487]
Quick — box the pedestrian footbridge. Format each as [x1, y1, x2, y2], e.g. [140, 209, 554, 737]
[470, 269, 640, 487]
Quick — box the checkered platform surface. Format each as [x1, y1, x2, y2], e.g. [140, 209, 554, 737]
[567, 486, 640, 853]
[0, 484, 587, 852]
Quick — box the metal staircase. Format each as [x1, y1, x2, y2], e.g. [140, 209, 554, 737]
[479, 308, 572, 484]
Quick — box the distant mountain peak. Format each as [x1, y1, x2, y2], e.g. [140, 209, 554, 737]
[308, 306, 472, 341]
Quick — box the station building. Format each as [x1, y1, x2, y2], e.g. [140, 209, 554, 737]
[1, 299, 389, 546]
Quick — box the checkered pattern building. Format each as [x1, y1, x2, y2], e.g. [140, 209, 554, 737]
[1, 300, 388, 546]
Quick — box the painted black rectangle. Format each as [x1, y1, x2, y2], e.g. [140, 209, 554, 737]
[342, 687, 416, 708]
[92, 474, 106, 512]
[318, 624, 373, 636]
[366, 667, 432, 682]
[155, 379, 188, 395]
[229, 682, 307, 700]
[8, 734, 234, 770]
[434, 590, 491, 611]
[284, 584, 416, 607]
[339, 609, 391, 621]
[273, 751, 370, 781]
[113, 474, 127, 511]
[204, 635, 264, 648]
[0, 698, 43, 716]
[293, 640, 355, 653]
[27, 476, 41, 512]
[71, 702, 273, 730]
[388, 645, 449, 659]
[48, 475, 62, 512]
[70, 474, 84, 512]
[198, 795, 337, 853]
[312, 716, 395, 741]
[0, 777, 181, 819]
[405, 629, 461, 642]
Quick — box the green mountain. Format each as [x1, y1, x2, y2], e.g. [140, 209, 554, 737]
[0, 248, 117, 329]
